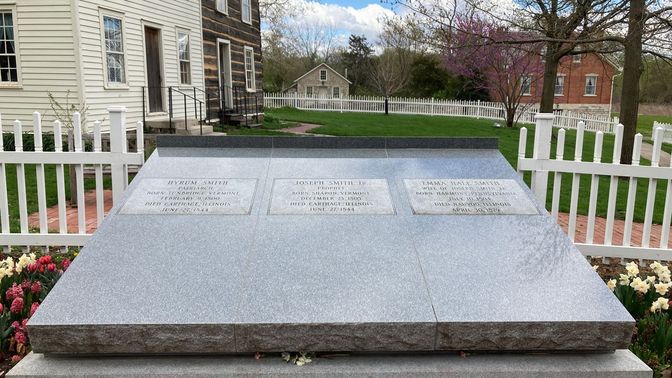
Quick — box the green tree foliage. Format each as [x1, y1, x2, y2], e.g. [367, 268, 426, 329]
[397, 55, 490, 100]
[342, 35, 373, 94]
[640, 58, 672, 103]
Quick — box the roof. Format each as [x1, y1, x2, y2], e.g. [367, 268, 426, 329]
[293, 63, 352, 85]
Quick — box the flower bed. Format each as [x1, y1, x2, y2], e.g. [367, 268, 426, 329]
[0, 251, 72, 371]
[604, 261, 672, 376]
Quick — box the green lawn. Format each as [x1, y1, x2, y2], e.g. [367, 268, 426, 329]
[257, 108, 668, 224]
[628, 114, 672, 137]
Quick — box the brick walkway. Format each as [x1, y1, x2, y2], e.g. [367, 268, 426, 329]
[27, 190, 114, 234]
[279, 123, 322, 135]
[27, 189, 672, 250]
[556, 212, 671, 249]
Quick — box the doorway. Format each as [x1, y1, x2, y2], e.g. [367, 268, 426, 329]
[144, 26, 164, 113]
[218, 41, 233, 109]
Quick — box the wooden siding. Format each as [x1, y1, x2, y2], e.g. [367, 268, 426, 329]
[78, 0, 204, 130]
[0, 0, 79, 130]
[201, 0, 262, 103]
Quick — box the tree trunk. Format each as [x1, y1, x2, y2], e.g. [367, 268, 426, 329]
[618, 0, 645, 165]
[506, 107, 515, 128]
[539, 45, 560, 113]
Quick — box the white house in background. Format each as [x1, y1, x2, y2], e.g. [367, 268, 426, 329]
[285, 63, 351, 98]
[0, 0, 204, 132]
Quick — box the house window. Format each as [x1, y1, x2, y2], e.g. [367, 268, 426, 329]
[585, 75, 598, 95]
[521, 75, 531, 95]
[244, 46, 255, 92]
[177, 31, 191, 85]
[242, 0, 252, 24]
[0, 10, 18, 83]
[554, 75, 565, 96]
[332, 86, 340, 98]
[103, 15, 126, 84]
[306, 86, 313, 97]
[572, 54, 582, 63]
[320, 69, 327, 81]
[216, 0, 228, 14]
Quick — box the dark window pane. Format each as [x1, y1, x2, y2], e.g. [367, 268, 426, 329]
[5, 25, 13, 40]
[0, 69, 8, 82]
[0, 41, 5, 54]
[4, 13, 12, 27]
[9, 68, 16, 82]
[6, 40, 14, 54]
[8, 55, 15, 68]
[0, 56, 8, 68]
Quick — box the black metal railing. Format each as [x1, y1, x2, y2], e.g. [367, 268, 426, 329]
[142, 85, 265, 133]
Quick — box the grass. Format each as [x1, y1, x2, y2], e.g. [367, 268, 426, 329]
[621, 113, 672, 138]
[255, 108, 668, 224]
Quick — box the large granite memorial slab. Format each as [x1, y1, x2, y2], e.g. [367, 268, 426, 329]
[27, 136, 634, 355]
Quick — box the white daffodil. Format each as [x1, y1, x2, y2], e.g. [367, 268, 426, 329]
[650, 297, 670, 313]
[650, 261, 665, 275]
[17, 254, 31, 269]
[619, 274, 631, 285]
[626, 261, 640, 277]
[592, 265, 599, 271]
[647, 276, 657, 284]
[607, 279, 617, 291]
[660, 272, 672, 283]
[630, 277, 650, 294]
[655, 283, 670, 296]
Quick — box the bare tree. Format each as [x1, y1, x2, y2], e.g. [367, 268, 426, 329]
[369, 21, 417, 97]
[369, 49, 414, 97]
[259, 0, 290, 21]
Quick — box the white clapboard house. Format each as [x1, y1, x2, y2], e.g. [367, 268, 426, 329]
[0, 0, 205, 133]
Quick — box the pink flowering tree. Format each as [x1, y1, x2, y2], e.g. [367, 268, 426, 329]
[444, 17, 544, 128]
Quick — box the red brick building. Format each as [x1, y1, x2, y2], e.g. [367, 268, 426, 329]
[520, 53, 619, 114]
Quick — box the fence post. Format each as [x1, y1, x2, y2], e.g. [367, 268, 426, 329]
[477, 100, 481, 119]
[431, 98, 435, 116]
[108, 107, 127, 205]
[531, 113, 554, 203]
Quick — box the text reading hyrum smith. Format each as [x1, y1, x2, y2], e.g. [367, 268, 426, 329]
[120, 178, 257, 215]
[270, 179, 395, 215]
[404, 179, 539, 215]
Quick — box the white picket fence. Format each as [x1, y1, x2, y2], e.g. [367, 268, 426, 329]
[655, 121, 672, 144]
[0, 107, 144, 250]
[518, 115, 672, 261]
[264, 93, 618, 133]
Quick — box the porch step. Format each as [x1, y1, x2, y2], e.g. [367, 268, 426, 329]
[178, 124, 214, 136]
[145, 117, 213, 135]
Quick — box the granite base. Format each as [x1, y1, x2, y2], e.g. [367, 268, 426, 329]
[8, 350, 651, 378]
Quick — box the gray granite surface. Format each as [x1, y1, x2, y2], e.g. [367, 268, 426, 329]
[8, 351, 651, 378]
[28, 137, 634, 355]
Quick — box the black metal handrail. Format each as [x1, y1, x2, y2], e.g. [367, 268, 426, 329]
[142, 84, 265, 133]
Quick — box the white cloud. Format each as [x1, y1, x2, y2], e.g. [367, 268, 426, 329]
[270, 1, 395, 47]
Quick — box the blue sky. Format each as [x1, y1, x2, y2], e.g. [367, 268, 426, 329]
[282, 0, 397, 45]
